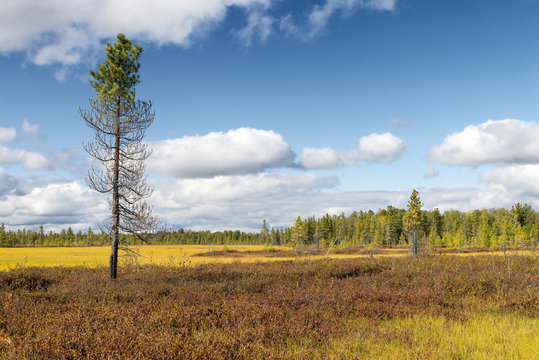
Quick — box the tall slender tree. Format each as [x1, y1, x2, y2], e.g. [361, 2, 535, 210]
[261, 219, 270, 245]
[403, 189, 423, 256]
[80, 34, 157, 279]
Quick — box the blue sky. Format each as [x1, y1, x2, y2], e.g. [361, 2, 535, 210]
[1, 0, 539, 231]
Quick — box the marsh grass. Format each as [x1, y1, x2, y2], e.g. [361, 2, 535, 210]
[324, 313, 538, 359]
[0, 255, 537, 359]
[4, 245, 526, 270]
[0, 245, 285, 270]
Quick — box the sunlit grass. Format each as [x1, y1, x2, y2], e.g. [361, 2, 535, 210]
[0, 245, 396, 269]
[0, 245, 272, 269]
[0, 245, 534, 270]
[320, 313, 538, 360]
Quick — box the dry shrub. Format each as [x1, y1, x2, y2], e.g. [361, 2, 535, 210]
[0, 256, 536, 359]
[0, 268, 55, 291]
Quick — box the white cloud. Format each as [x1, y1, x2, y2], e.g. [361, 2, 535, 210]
[149, 175, 482, 231]
[301, 147, 343, 170]
[0, 146, 53, 171]
[149, 128, 296, 178]
[301, 132, 406, 169]
[22, 119, 41, 137]
[0, 127, 16, 143]
[0, 173, 337, 231]
[0, 180, 107, 229]
[0, 167, 19, 197]
[0, 0, 274, 67]
[463, 165, 539, 210]
[234, 10, 274, 46]
[480, 164, 539, 198]
[423, 168, 439, 179]
[428, 165, 539, 210]
[357, 132, 406, 162]
[281, 0, 396, 39]
[1, 0, 398, 74]
[151, 173, 337, 206]
[429, 119, 539, 167]
[5, 165, 539, 231]
[363, 0, 397, 10]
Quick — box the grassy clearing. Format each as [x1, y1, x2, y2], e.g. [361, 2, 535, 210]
[324, 313, 538, 359]
[0, 255, 536, 359]
[0, 245, 284, 269]
[1, 245, 528, 270]
[0, 245, 403, 269]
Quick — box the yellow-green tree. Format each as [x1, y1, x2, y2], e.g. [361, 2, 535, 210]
[290, 216, 304, 246]
[261, 219, 269, 245]
[403, 189, 423, 256]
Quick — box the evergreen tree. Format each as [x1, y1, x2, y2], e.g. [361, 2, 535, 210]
[261, 219, 269, 245]
[290, 216, 304, 246]
[80, 34, 158, 279]
[403, 189, 423, 256]
[0, 223, 5, 246]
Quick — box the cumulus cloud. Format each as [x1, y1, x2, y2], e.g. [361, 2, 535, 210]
[0, 0, 273, 67]
[358, 133, 407, 162]
[149, 176, 482, 231]
[0, 127, 16, 143]
[151, 173, 337, 206]
[281, 0, 396, 39]
[480, 165, 539, 198]
[301, 132, 406, 169]
[461, 165, 539, 210]
[423, 168, 439, 179]
[22, 119, 42, 137]
[1, 0, 398, 75]
[301, 147, 343, 170]
[0, 173, 337, 231]
[429, 119, 539, 167]
[5, 165, 539, 231]
[149, 128, 296, 178]
[0, 180, 107, 229]
[0, 167, 19, 197]
[0, 146, 52, 170]
[428, 165, 539, 210]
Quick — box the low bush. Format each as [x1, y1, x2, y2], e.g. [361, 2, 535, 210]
[0, 255, 537, 359]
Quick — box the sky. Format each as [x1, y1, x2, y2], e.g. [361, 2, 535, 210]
[1, 0, 539, 232]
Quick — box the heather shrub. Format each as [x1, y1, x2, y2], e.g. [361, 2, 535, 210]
[0, 255, 536, 359]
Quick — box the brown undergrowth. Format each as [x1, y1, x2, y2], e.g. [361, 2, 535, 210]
[0, 255, 537, 359]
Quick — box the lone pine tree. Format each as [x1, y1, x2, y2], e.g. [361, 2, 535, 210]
[80, 34, 157, 279]
[404, 189, 423, 256]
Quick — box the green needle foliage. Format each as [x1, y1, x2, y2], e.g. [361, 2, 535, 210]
[404, 189, 423, 256]
[80, 34, 157, 279]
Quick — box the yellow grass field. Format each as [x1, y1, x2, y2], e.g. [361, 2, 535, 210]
[0, 245, 408, 269]
[0, 245, 532, 270]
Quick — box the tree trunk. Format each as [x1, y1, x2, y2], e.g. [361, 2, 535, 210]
[412, 228, 418, 256]
[110, 110, 121, 280]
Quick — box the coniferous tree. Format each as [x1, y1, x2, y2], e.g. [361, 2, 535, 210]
[290, 216, 304, 246]
[403, 189, 423, 256]
[261, 219, 269, 245]
[80, 34, 157, 279]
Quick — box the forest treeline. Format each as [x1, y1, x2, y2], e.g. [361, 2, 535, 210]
[1, 202, 538, 249]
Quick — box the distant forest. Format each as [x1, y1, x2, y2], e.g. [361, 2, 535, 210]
[1, 203, 538, 249]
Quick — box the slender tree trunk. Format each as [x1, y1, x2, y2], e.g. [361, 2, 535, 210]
[412, 227, 418, 256]
[110, 108, 121, 280]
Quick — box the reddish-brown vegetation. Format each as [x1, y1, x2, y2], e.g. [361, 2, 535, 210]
[0, 255, 537, 359]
